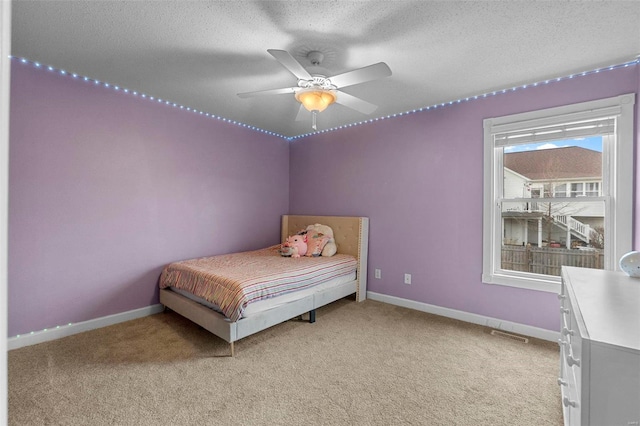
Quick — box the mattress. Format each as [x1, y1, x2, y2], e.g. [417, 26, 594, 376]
[159, 245, 358, 321]
[170, 271, 356, 319]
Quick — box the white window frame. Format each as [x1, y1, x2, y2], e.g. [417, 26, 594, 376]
[482, 94, 635, 293]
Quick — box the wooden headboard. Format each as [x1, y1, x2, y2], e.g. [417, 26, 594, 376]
[281, 215, 369, 302]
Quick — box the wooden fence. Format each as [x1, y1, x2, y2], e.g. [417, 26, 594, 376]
[502, 246, 603, 277]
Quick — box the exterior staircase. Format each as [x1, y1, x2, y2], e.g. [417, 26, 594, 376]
[551, 215, 591, 244]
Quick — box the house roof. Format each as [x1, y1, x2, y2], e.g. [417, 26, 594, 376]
[504, 147, 601, 181]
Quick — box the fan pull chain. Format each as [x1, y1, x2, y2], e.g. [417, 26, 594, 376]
[312, 110, 318, 130]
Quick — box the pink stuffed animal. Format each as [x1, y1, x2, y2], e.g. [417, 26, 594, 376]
[282, 234, 307, 258]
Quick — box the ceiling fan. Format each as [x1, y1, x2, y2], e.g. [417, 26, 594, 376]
[238, 49, 392, 130]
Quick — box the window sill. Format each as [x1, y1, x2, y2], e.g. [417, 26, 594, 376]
[482, 273, 560, 293]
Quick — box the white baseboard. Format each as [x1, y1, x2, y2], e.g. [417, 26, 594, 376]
[367, 291, 560, 342]
[7, 304, 165, 350]
[8, 295, 560, 350]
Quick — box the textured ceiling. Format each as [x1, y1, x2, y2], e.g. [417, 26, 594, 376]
[10, 0, 640, 138]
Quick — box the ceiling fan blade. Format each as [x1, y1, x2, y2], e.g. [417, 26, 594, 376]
[237, 86, 298, 98]
[335, 90, 378, 115]
[267, 49, 312, 80]
[329, 62, 392, 88]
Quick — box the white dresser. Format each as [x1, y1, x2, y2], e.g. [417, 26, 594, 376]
[559, 267, 640, 426]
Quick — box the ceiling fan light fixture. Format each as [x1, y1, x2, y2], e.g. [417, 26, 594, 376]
[295, 89, 336, 112]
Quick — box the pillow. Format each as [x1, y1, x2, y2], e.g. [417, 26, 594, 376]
[305, 230, 331, 257]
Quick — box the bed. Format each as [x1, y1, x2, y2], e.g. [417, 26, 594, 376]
[159, 215, 369, 356]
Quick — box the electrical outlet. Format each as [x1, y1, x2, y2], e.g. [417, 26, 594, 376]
[404, 273, 412, 284]
[375, 269, 381, 279]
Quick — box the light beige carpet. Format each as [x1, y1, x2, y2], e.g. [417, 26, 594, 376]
[9, 298, 562, 425]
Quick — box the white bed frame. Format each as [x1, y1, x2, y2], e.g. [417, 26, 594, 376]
[159, 215, 369, 356]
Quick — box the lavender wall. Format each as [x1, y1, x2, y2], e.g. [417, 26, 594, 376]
[8, 59, 638, 338]
[8, 61, 289, 336]
[289, 65, 639, 332]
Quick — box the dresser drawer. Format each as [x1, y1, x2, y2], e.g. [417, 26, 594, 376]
[560, 267, 640, 426]
[559, 345, 580, 426]
[566, 308, 582, 378]
[560, 305, 571, 335]
[566, 345, 582, 402]
[560, 301, 582, 368]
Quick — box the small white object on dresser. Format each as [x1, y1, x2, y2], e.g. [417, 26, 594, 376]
[558, 266, 640, 426]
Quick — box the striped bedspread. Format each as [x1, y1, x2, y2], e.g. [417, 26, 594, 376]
[159, 245, 357, 321]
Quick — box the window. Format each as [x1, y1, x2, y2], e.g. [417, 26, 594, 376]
[570, 183, 584, 197]
[554, 184, 567, 198]
[483, 94, 634, 293]
[585, 182, 600, 197]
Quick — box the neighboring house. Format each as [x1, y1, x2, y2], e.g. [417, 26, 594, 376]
[502, 146, 603, 248]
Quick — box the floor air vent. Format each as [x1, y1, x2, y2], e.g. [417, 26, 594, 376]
[490, 330, 529, 343]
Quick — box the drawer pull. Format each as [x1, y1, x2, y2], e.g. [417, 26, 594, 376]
[560, 307, 570, 314]
[562, 397, 577, 408]
[567, 355, 581, 367]
[557, 294, 566, 300]
[562, 327, 575, 336]
[557, 378, 568, 386]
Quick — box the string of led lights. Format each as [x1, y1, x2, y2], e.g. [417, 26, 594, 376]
[10, 55, 288, 139]
[6, 54, 640, 342]
[290, 56, 640, 140]
[13, 325, 70, 339]
[11, 55, 639, 142]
